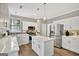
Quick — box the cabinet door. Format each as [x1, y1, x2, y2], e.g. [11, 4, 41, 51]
[17, 35, 23, 46]
[62, 37, 67, 48]
[22, 34, 29, 44]
[32, 39, 36, 51]
[44, 41, 53, 56]
[32, 37, 38, 54]
[62, 37, 71, 50]
[36, 40, 41, 55]
[54, 36, 62, 47]
[71, 38, 79, 53]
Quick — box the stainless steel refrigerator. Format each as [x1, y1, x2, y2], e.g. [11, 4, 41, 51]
[50, 24, 63, 48]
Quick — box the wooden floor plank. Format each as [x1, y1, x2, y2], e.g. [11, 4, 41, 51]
[18, 44, 79, 56]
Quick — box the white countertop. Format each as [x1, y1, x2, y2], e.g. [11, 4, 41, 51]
[63, 35, 79, 37]
[62, 35, 79, 39]
[32, 35, 54, 42]
[0, 35, 19, 53]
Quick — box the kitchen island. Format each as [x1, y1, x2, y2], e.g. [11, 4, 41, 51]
[32, 36, 54, 56]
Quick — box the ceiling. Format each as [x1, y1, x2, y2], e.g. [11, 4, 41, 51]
[8, 3, 79, 20]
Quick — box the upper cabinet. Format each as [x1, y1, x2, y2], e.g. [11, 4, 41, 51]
[10, 18, 23, 33]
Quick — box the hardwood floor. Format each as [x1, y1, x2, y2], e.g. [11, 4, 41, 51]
[18, 44, 79, 56]
[19, 44, 37, 56]
[54, 47, 79, 56]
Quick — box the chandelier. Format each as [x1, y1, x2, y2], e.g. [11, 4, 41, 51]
[37, 8, 40, 22]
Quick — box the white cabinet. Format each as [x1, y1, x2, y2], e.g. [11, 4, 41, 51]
[62, 36, 79, 54]
[17, 34, 29, 46]
[32, 36, 54, 56]
[70, 37, 79, 53]
[43, 41, 54, 56]
[32, 39, 41, 55]
[10, 19, 23, 33]
[62, 36, 71, 50]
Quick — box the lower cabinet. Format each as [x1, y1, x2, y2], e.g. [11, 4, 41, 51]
[62, 36, 71, 50]
[70, 38, 79, 53]
[32, 39, 41, 55]
[62, 36, 79, 54]
[16, 34, 29, 46]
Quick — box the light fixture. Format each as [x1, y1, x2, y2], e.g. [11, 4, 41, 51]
[43, 16, 47, 20]
[37, 19, 40, 22]
[37, 8, 40, 23]
[43, 3, 47, 21]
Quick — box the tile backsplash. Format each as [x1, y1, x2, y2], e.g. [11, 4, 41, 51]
[64, 30, 79, 36]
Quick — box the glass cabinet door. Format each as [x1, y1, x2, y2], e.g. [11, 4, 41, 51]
[10, 18, 22, 33]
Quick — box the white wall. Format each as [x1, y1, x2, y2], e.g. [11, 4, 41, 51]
[53, 16, 79, 30]
[0, 3, 10, 30]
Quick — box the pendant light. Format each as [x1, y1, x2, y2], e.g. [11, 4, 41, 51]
[43, 3, 47, 21]
[37, 8, 40, 23]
